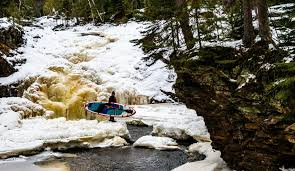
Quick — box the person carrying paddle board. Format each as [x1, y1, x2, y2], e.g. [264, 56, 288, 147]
[108, 91, 117, 122]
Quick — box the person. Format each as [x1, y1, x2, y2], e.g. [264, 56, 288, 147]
[108, 91, 117, 122]
[109, 91, 117, 104]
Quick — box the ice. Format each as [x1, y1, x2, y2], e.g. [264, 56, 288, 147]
[133, 135, 179, 150]
[173, 142, 229, 171]
[0, 97, 46, 134]
[0, 111, 21, 133]
[0, 151, 69, 171]
[126, 103, 210, 141]
[0, 118, 130, 157]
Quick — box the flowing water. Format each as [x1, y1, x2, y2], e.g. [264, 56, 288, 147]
[34, 125, 187, 171]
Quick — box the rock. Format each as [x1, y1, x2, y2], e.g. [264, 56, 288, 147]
[285, 124, 295, 143]
[0, 21, 24, 78]
[173, 46, 295, 170]
[0, 56, 16, 77]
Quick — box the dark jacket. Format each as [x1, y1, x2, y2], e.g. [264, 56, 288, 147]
[108, 95, 117, 103]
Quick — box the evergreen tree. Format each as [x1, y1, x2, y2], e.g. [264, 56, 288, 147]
[256, 0, 272, 42]
[242, 0, 255, 47]
[176, 0, 195, 50]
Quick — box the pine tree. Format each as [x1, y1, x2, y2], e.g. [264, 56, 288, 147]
[176, 0, 195, 50]
[256, 0, 272, 43]
[242, 0, 255, 47]
[34, 0, 44, 17]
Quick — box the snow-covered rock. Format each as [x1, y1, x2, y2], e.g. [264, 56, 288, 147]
[173, 142, 229, 171]
[133, 135, 178, 150]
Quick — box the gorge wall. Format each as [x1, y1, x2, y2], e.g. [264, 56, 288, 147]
[173, 45, 295, 171]
[0, 21, 25, 97]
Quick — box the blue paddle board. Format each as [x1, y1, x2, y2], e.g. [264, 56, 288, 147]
[85, 102, 136, 117]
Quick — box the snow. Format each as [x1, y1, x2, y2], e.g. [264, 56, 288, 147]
[280, 167, 295, 171]
[269, 3, 294, 14]
[283, 56, 294, 63]
[260, 63, 275, 70]
[0, 111, 21, 133]
[173, 142, 229, 171]
[0, 18, 14, 30]
[0, 118, 130, 157]
[237, 73, 256, 89]
[0, 151, 65, 164]
[133, 135, 179, 150]
[0, 17, 175, 101]
[125, 103, 210, 141]
[0, 97, 46, 134]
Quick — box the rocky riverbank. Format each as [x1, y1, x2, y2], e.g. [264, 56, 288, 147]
[173, 45, 295, 170]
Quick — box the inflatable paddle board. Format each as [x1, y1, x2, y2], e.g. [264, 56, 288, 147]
[85, 102, 136, 117]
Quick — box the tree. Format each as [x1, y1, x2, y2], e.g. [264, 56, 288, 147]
[35, 0, 44, 17]
[242, 0, 255, 47]
[256, 0, 272, 42]
[192, 0, 202, 48]
[176, 0, 195, 50]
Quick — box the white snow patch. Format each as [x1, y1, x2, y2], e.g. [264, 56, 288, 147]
[269, 3, 294, 14]
[133, 135, 178, 150]
[237, 73, 256, 89]
[229, 78, 237, 83]
[274, 79, 286, 86]
[173, 142, 229, 171]
[280, 167, 295, 171]
[283, 56, 294, 63]
[260, 63, 275, 70]
[0, 18, 14, 30]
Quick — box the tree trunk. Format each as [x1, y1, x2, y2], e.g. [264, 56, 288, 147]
[256, 0, 272, 42]
[176, 0, 195, 50]
[195, 6, 202, 48]
[242, 0, 255, 47]
[35, 0, 44, 17]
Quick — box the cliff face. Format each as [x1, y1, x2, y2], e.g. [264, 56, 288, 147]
[173, 45, 295, 170]
[0, 56, 15, 77]
[0, 22, 24, 76]
[0, 21, 25, 96]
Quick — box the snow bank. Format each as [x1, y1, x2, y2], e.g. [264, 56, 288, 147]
[126, 103, 210, 141]
[0, 118, 130, 158]
[133, 135, 179, 150]
[173, 142, 229, 171]
[0, 97, 46, 134]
